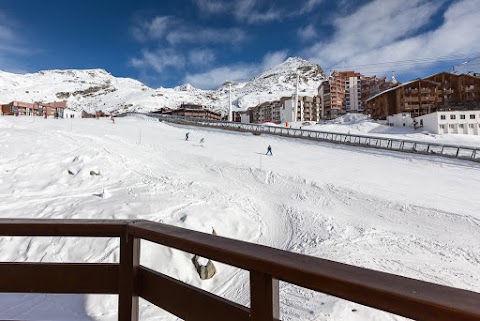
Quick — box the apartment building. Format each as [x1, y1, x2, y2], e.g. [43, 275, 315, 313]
[280, 96, 322, 123]
[247, 96, 321, 124]
[318, 71, 397, 119]
[366, 72, 480, 120]
[1, 100, 67, 117]
[423, 72, 480, 104]
[366, 79, 440, 120]
[361, 75, 398, 105]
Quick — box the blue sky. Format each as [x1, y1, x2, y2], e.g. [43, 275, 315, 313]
[0, 0, 479, 89]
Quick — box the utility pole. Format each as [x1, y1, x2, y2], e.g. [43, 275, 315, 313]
[295, 72, 303, 122]
[228, 82, 233, 122]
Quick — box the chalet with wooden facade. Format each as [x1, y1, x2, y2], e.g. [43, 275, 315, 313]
[154, 104, 222, 120]
[365, 72, 480, 120]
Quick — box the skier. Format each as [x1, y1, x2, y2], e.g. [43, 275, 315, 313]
[111, 115, 115, 124]
[185, 132, 190, 141]
[199, 138, 204, 144]
[266, 145, 273, 156]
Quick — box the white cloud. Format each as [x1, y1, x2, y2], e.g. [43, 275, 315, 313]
[166, 27, 246, 45]
[148, 16, 174, 39]
[189, 49, 216, 66]
[193, 0, 229, 14]
[0, 10, 29, 71]
[304, 0, 480, 77]
[184, 50, 288, 89]
[191, 0, 283, 24]
[132, 15, 246, 45]
[297, 0, 324, 15]
[261, 50, 288, 70]
[235, 0, 283, 24]
[130, 48, 185, 73]
[297, 24, 317, 41]
[192, 0, 324, 23]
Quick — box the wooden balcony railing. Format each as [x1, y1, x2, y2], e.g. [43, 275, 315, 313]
[1, 219, 480, 321]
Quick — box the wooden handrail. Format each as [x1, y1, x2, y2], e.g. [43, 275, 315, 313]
[0, 219, 479, 321]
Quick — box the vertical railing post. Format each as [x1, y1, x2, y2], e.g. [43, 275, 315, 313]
[250, 271, 280, 321]
[118, 232, 140, 321]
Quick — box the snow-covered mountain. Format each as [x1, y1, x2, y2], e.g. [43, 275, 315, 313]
[0, 57, 325, 115]
[450, 57, 480, 76]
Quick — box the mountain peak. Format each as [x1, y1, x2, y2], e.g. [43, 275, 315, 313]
[173, 83, 197, 92]
[450, 57, 480, 75]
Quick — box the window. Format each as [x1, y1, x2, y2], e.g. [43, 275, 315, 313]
[469, 124, 474, 129]
[470, 114, 476, 119]
[449, 124, 455, 129]
[440, 124, 445, 129]
[403, 123, 406, 127]
[459, 124, 464, 128]
[460, 114, 466, 119]
[450, 115, 456, 120]
[440, 115, 446, 120]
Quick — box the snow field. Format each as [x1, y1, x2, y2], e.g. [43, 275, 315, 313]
[0, 116, 479, 321]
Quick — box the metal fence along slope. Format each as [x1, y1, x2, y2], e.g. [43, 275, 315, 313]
[120, 112, 480, 162]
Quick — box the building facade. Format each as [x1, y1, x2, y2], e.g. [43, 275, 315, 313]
[280, 96, 322, 123]
[246, 96, 321, 124]
[318, 71, 397, 119]
[155, 104, 222, 120]
[1, 101, 67, 117]
[366, 72, 480, 120]
[387, 108, 480, 135]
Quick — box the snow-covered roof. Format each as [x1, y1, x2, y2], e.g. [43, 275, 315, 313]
[366, 79, 440, 102]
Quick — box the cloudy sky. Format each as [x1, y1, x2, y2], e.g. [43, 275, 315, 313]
[1, 0, 479, 89]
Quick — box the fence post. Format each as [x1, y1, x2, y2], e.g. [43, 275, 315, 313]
[118, 233, 140, 321]
[250, 271, 279, 321]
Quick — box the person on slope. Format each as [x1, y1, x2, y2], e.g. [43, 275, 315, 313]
[266, 145, 273, 156]
[199, 138, 204, 144]
[111, 115, 115, 124]
[185, 132, 190, 141]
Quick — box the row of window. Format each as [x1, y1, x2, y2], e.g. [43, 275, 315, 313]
[439, 124, 480, 129]
[440, 114, 477, 120]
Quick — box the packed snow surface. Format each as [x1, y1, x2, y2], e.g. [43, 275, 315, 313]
[287, 113, 480, 148]
[1, 116, 480, 321]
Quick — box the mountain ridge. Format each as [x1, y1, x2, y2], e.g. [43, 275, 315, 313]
[0, 57, 325, 115]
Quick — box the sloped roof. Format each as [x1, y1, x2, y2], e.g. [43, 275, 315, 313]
[366, 79, 440, 102]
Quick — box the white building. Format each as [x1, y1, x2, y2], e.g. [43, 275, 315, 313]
[345, 74, 362, 112]
[280, 96, 322, 123]
[387, 113, 415, 128]
[387, 110, 480, 135]
[280, 98, 296, 123]
[240, 111, 250, 123]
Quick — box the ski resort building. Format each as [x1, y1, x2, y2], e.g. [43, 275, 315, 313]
[245, 96, 321, 124]
[375, 72, 480, 135]
[1, 100, 67, 117]
[387, 107, 480, 135]
[366, 72, 480, 120]
[280, 96, 322, 123]
[318, 71, 397, 119]
[154, 104, 222, 120]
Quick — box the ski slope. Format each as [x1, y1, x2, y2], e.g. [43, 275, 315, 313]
[0, 115, 479, 321]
